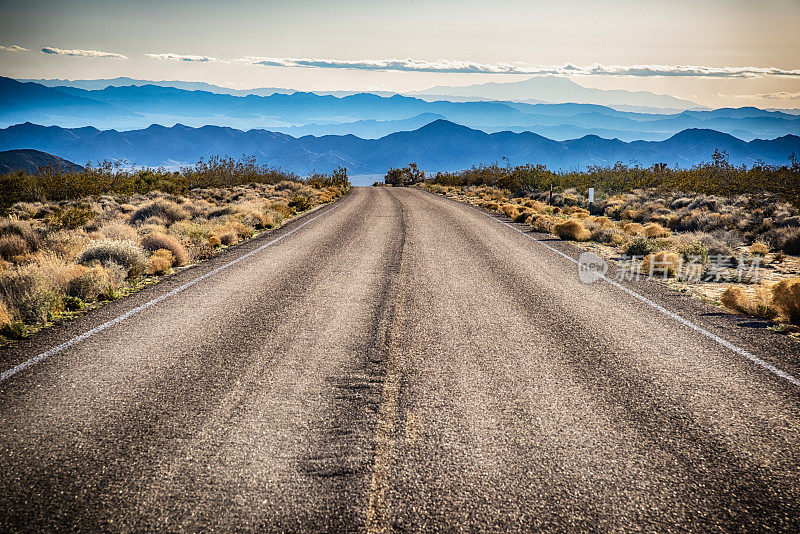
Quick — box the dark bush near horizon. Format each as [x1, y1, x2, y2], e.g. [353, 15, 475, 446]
[429, 151, 800, 207]
[0, 156, 349, 211]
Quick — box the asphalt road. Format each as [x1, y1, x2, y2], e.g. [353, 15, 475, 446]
[1, 187, 800, 532]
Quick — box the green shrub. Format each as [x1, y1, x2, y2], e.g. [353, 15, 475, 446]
[288, 194, 313, 212]
[678, 240, 710, 264]
[77, 240, 146, 277]
[624, 237, 660, 257]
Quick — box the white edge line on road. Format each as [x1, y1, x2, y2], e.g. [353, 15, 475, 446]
[0, 204, 340, 383]
[487, 213, 800, 388]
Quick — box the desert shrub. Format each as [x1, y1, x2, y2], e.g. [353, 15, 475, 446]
[721, 286, 778, 320]
[66, 266, 112, 301]
[245, 211, 272, 229]
[623, 222, 643, 236]
[750, 242, 769, 256]
[219, 231, 239, 246]
[642, 252, 682, 277]
[591, 226, 626, 245]
[677, 239, 710, 264]
[513, 211, 530, 223]
[624, 237, 659, 257]
[764, 227, 800, 255]
[140, 233, 189, 266]
[771, 278, 800, 325]
[0, 265, 60, 323]
[553, 220, 591, 241]
[44, 205, 95, 230]
[643, 223, 670, 239]
[147, 249, 175, 275]
[207, 233, 222, 247]
[99, 220, 139, 242]
[78, 240, 146, 277]
[0, 299, 12, 333]
[130, 199, 189, 225]
[500, 204, 519, 219]
[170, 220, 212, 242]
[44, 230, 93, 261]
[0, 234, 29, 260]
[0, 219, 38, 251]
[288, 194, 313, 212]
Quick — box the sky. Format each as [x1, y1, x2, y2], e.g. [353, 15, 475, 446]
[1, 0, 799, 108]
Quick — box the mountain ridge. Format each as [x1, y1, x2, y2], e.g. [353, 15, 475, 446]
[1, 119, 797, 174]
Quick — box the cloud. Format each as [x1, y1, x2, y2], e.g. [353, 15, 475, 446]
[753, 92, 800, 100]
[41, 46, 127, 59]
[0, 44, 28, 52]
[237, 56, 800, 78]
[146, 53, 218, 62]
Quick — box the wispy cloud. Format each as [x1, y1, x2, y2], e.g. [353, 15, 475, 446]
[237, 57, 800, 78]
[146, 53, 218, 62]
[0, 44, 28, 52]
[41, 46, 127, 59]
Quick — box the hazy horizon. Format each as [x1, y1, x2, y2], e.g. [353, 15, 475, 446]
[1, 0, 799, 109]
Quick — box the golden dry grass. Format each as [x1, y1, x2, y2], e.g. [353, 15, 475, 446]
[770, 278, 800, 325]
[643, 223, 670, 239]
[721, 285, 778, 319]
[553, 220, 591, 242]
[623, 222, 643, 236]
[147, 249, 175, 275]
[749, 242, 769, 256]
[641, 251, 682, 277]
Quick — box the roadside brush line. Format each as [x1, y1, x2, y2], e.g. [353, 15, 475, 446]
[0, 202, 343, 384]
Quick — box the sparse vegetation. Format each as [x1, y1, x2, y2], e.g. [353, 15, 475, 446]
[0, 160, 349, 342]
[420, 156, 800, 331]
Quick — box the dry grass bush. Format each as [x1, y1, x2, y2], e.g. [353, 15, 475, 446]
[0, 299, 12, 333]
[98, 220, 139, 243]
[140, 233, 189, 266]
[130, 199, 189, 226]
[623, 222, 643, 236]
[0, 234, 29, 260]
[750, 242, 769, 256]
[500, 204, 520, 219]
[553, 220, 591, 241]
[721, 286, 778, 319]
[770, 278, 800, 324]
[0, 219, 38, 252]
[764, 227, 800, 255]
[147, 249, 175, 275]
[528, 215, 557, 233]
[169, 220, 212, 242]
[207, 233, 222, 247]
[643, 223, 670, 239]
[219, 231, 239, 246]
[0, 264, 60, 323]
[66, 265, 112, 301]
[44, 230, 92, 261]
[591, 226, 627, 245]
[642, 251, 682, 277]
[78, 240, 146, 278]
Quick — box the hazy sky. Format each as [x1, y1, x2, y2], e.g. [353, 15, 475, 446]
[1, 0, 799, 108]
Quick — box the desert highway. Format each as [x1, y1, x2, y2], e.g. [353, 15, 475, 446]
[1, 187, 800, 532]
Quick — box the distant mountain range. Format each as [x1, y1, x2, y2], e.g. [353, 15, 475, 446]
[20, 75, 701, 111]
[0, 148, 83, 174]
[1, 120, 797, 174]
[411, 76, 702, 111]
[1, 77, 798, 142]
